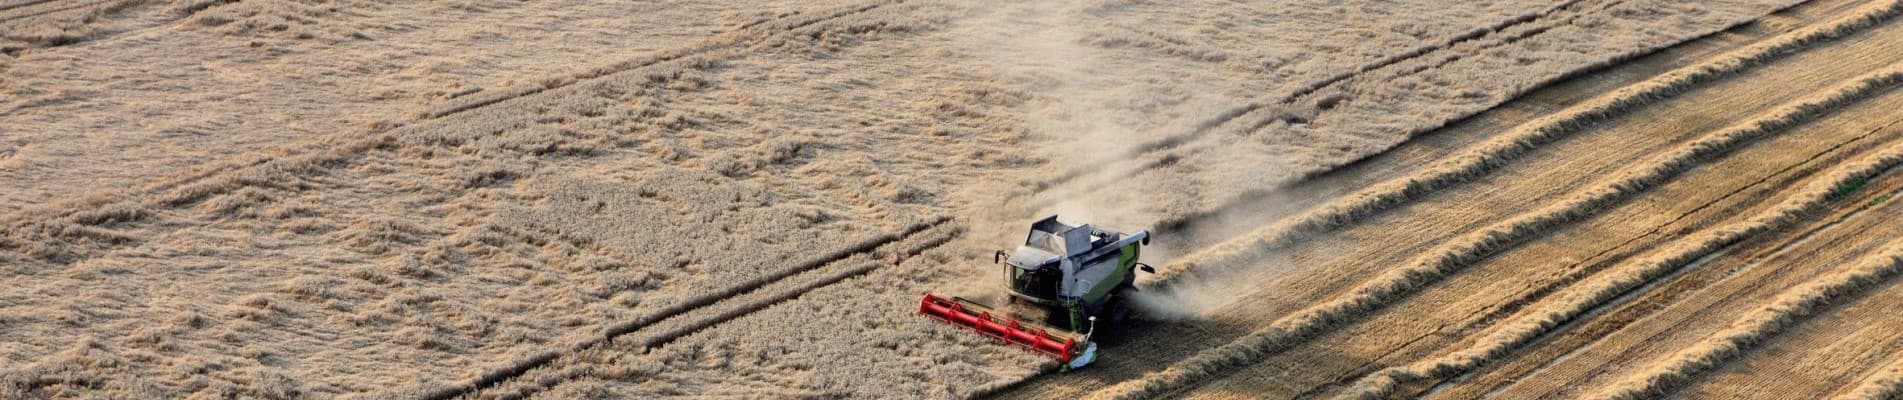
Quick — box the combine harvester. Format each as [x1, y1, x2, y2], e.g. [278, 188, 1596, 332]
[919, 215, 1154, 370]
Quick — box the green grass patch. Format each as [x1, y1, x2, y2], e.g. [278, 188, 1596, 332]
[1833, 179, 1869, 200]
[1873, 194, 1893, 207]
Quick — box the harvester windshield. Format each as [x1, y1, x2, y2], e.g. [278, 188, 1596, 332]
[1009, 264, 1060, 300]
[1004, 246, 1062, 300]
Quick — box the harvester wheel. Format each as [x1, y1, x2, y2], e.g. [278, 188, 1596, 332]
[1105, 294, 1133, 325]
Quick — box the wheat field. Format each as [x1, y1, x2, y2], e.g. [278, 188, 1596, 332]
[7, 0, 1903, 398]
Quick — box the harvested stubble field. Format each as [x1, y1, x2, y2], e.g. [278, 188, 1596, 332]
[7, 0, 1903, 398]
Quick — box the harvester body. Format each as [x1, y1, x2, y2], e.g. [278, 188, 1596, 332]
[1001, 216, 1150, 331]
[918, 215, 1152, 370]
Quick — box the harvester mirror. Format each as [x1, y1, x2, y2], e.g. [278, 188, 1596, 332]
[1137, 263, 1156, 273]
[994, 250, 1006, 264]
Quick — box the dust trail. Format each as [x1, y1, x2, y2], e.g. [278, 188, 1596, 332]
[940, 0, 1253, 303]
[955, 0, 1211, 228]
[1124, 269, 1244, 321]
[962, 0, 1311, 322]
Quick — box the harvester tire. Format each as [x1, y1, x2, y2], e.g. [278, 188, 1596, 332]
[1106, 290, 1135, 325]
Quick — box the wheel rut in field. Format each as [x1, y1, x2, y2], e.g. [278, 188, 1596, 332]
[424, 217, 959, 400]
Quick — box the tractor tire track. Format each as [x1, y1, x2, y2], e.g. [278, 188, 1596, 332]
[440, 218, 962, 400]
[601, 216, 951, 341]
[630, 223, 961, 351]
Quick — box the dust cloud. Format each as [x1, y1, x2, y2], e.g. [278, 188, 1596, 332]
[943, 0, 1294, 320]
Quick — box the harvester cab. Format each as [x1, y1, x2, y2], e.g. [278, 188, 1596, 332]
[919, 215, 1154, 370]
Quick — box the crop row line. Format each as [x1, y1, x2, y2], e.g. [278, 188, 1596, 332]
[1837, 353, 1903, 399]
[1342, 93, 1903, 398]
[1139, 0, 1903, 294]
[1596, 219, 1903, 399]
[1085, 5, 1903, 396]
[977, 1, 1884, 396]
[1415, 95, 1903, 395]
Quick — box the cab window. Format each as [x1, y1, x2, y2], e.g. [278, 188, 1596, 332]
[1009, 264, 1060, 299]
